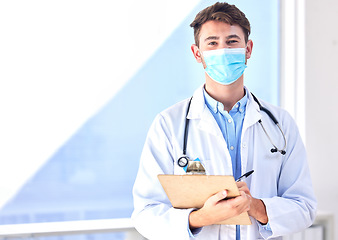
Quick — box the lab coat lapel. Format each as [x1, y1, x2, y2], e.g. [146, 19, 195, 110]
[187, 85, 223, 138]
[187, 85, 233, 176]
[198, 107, 224, 137]
[241, 90, 262, 177]
[242, 91, 262, 133]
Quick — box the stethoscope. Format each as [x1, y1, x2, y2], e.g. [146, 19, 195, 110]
[177, 93, 287, 168]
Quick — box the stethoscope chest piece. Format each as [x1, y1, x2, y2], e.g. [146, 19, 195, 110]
[177, 156, 189, 168]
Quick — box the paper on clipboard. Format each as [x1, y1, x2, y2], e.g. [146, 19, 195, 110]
[157, 174, 251, 225]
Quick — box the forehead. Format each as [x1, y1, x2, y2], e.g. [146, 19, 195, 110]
[199, 20, 245, 41]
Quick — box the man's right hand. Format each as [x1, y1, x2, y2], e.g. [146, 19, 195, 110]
[189, 189, 251, 229]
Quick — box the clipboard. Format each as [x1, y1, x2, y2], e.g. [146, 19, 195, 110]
[158, 174, 251, 225]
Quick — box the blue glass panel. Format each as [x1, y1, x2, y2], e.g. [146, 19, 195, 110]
[0, 1, 279, 239]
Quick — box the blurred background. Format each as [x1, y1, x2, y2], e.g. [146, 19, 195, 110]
[0, 0, 337, 239]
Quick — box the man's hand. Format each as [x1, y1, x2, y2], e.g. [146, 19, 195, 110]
[189, 189, 251, 229]
[237, 181, 268, 224]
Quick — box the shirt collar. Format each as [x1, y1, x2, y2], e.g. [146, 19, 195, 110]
[203, 87, 248, 114]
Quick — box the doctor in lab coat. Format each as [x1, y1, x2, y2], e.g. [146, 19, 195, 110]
[132, 2, 316, 240]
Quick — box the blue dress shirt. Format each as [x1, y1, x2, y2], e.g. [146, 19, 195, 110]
[203, 87, 248, 240]
[203, 88, 248, 180]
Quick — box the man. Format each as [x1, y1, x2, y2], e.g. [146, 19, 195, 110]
[132, 2, 317, 239]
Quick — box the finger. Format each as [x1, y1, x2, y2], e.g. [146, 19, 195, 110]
[240, 191, 251, 211]
[223, 192, 250, 215]
[236, 181, 248, 191]
[236, 181, 246, 188]
[237, 183, 251, 195]
[240, 191, 249, 200]
[227, 191, 249, 206]
[238, 192, 251, 209]
[210, 189, 227, 203]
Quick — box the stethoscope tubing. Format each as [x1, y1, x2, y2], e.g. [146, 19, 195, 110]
[183, 97, 193, 156]
[178, 93, 287, 167]
[251, 93, 287, 155]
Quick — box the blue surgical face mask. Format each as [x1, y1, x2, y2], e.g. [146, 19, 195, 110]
[202, 48, 247, 85]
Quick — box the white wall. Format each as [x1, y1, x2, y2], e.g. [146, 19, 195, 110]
[305, 1, 338, 239]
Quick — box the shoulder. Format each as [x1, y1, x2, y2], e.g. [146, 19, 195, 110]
[256, 98, 300, 138]
[156, 98, 191, 122]
[159, 84, 205, 119]
[255, 98, 294, 123]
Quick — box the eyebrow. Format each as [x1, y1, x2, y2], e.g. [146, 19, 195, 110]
[204, 34, 241, 42]
[204, 36, 219, 42]
[226, 34, 241, 40]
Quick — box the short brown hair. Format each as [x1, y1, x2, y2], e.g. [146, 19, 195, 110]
[190, 2, 251, 47]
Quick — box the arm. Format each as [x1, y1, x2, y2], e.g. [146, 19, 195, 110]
[249, 109, 317, 238]
[265, 113, 316, 237]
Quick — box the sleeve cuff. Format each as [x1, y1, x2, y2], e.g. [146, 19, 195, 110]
[187, 209, 202, 238]
[258, 222, 273, 239]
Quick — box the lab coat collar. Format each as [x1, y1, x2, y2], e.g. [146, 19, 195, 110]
[187, 85, 262, 137]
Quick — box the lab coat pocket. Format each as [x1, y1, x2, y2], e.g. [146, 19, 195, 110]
[173, 161, 188, 175]
[203, 158, 232, 175]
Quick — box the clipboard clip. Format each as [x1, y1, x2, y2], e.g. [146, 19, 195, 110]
[185, 158, 206, 175]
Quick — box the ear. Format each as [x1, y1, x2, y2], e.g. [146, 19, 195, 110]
[245, 39, 253, 60]
[191, 44, 202, 63]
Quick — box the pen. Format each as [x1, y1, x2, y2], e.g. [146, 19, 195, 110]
[236, 170, 254, 182]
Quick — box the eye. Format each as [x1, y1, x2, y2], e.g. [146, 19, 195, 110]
[227, 40, 239, 44]
[208, 41, 217, 46]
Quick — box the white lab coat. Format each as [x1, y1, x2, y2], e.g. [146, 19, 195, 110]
[132, 85, 317, 240]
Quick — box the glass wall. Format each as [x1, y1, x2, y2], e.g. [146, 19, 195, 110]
[0, 0, 279, 239]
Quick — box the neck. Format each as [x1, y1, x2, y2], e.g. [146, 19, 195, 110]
[204, 74, 245, 112]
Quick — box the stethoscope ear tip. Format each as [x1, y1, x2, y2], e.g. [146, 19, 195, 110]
[271, 148, 286, 155]
[270, 148, 278, 153]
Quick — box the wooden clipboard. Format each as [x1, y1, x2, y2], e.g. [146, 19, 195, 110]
[158, 174, 251, 225]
